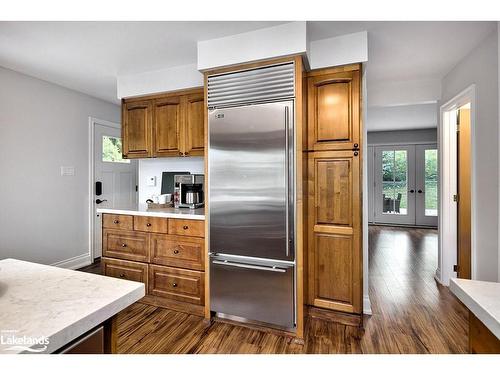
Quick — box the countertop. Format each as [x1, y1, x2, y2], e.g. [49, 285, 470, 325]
[96, 204, 205, 220]
[450, 278, 500, 339]
[0, 258, 145, 354]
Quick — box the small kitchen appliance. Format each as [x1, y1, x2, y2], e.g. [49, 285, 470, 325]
[174, 174, 204, 208]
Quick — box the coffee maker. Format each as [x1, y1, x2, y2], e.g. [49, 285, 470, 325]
[174, 174, 204, 209]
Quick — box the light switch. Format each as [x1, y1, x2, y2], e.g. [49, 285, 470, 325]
[60, 166, 75, 176]
[147, 176, 156, 187]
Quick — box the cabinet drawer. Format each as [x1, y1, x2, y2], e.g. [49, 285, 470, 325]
[168, 219, 204, 237]
[149, 265, 204, 305]
[102, 214, 133, 231]
[103, 229, 150, 262]
[150, 234, 205, 271]
[102, 257, 148, 290]
[134, 216, 169, 233]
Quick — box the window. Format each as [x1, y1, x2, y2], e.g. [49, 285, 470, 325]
[102, 135, 130, 163]
[424, 149, 438, 216]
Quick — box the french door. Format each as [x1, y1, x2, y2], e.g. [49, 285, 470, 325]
[374, 144, 438, 226]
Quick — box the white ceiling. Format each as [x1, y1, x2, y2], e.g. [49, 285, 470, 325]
[0, 21, 496, 107]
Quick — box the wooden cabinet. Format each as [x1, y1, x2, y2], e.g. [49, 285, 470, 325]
[150, 234, 205, 271]
[184, 92, 205, 156]
[149, 264, 204, 306]
[102, 214, 206, 316]
[122, 100, 153, 158]
[102, 229, 150, 263]
[307, 66, 360, 152]
[102, 258, 149, 290]
[306, 64, 362, 316]
[153, 96, 183, 157]
[122, 88, 204, 159]
[102, 214, 133, 231]
[133, 216, 169, 234]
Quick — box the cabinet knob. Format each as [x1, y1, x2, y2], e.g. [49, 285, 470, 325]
[119, 273, 126, 278]
[354, 143, 359, 148]
[146, 223, 152, 227]
[172, 283, 178, 287]
[183, 225, 189, 230]
[354, 151, 359, 156]
[178, 151, 183, 156]
[184, 152, 189, 156]
[173, 249, 179, 254]
[113, 220, 119, 224]
[121, 243, 127, 248]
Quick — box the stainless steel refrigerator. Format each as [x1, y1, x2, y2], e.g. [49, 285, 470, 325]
[207, 63, 296, 328]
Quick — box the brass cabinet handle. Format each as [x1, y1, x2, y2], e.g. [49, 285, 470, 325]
[121, 243, 127, 247]
[113, 220, 119, 224]
[146, 223, 152, 227]
[172, 283, 178, 287]
[183, 225, 189, 230]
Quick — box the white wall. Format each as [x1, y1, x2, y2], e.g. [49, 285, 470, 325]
[368, 78, 441, 107]
[441, 29, 499, 282]
[117, 64, 203, 99]
[0, 66, 120, 267]
[367, 104, 437, 132]
[197, 22, 307, 71]
[308, 31, 368, 70]
[138, 157, 204, 204]
[367, 128, 437, 145]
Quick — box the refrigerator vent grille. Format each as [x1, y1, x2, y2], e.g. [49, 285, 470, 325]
[207, 62, 295, 107]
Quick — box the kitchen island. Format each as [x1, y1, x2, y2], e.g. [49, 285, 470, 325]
[97, 205, 204, 220]
[0, 258, 144, 354]
[450, 278, 500, 353]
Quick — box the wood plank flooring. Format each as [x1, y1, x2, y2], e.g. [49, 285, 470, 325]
[80, 226, 468, 353]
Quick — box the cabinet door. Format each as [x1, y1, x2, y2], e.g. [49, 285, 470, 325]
[307, 69, 360, 151]
[184, 92, 205, 156]
[153, 96, 182, 157]
[307, 151, 361, 314]
[122, 100, 153, 158]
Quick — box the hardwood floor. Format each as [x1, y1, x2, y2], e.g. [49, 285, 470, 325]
[80, 226, 468, 353]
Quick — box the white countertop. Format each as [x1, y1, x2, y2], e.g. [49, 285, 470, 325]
[97, 204, 205, 220]
[0, 258, 145, 354]
[450, 278, 500, 339]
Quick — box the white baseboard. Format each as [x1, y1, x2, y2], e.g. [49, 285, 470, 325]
[51, 253, 92, 270]
[363, 294, 372, 315]
[434, 267, 444, 285]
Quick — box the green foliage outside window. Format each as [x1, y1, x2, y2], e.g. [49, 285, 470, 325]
[102, 136, 130, 163]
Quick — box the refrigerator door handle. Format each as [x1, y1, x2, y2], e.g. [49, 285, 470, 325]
[212, 260, 287, 273]
[284, 105, 290, 258]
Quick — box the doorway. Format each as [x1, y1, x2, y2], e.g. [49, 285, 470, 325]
[438, 85, 475, 285]
[371, 143, 438, 226]
[90, 118, 138, 260]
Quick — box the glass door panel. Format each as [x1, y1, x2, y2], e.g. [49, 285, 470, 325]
[374, 145, 416, 225]
[416, 144, 438, 226]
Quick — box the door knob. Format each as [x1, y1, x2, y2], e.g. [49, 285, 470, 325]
[95, 199, 108, 204]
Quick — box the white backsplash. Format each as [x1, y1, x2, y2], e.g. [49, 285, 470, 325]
[138, 157, 204, 204]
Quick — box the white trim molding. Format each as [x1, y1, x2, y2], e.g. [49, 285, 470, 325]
[437, 84, 477, 285]
[363, 295, 372, 315]
[51, 253, 92, 270]
[88, 117, 121, 262]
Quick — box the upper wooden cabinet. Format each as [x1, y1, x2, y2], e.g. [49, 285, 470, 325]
[153, 96, 182, 157]
[122, 88, 204, 159]
[307, 65, 360, 152]
[184, 92, 205, 156]
[122, 100, 153, 158]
